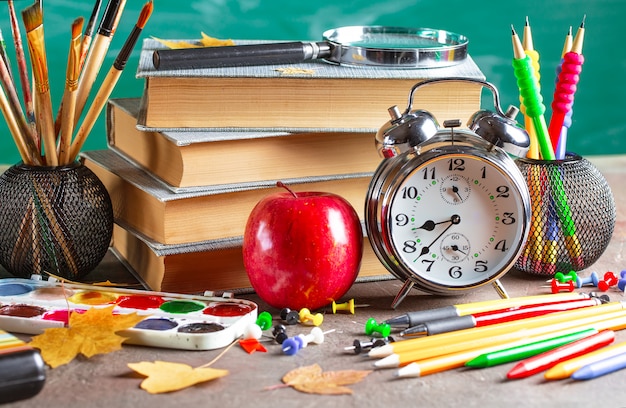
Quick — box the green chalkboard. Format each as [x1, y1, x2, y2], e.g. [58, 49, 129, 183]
[0, 0, 622, 165]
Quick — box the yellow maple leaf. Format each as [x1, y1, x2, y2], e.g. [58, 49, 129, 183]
[152, 32, 235, 49]
[29, 306, 145, 368]
[281, 364, 372, 395]
[128, 361, 229, 394]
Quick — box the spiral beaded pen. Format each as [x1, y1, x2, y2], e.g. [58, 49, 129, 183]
[549, 17, 585, 154]
[511, 25, 554, 161]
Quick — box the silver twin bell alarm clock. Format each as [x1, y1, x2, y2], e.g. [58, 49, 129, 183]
[365, 77, 532, 308]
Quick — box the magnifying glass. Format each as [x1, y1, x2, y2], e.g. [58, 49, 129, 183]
[152, 26, 468, 70]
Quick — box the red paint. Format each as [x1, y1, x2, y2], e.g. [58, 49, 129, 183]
[203, 302, 254, 317]
[116, 295, 165, 310]
[42, 309, 86, 324]
[0, 304, 46, 318]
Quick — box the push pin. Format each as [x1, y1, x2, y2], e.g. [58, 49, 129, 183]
[332, 299, 355, 314]
[364, 318, 391, 338]
[598, 271, 618, 292]
[255, 311, 273, 330]
[282, 327, 326, 355]
[554, 270, 577, 283]
[299, 308, 324, 326]
[618, 270, 626, 291]
[344, 337, 394, 355]
[279, 308, 299, 325]
[242, 323, 263, 340]
[272, 324, 288, 344]
[551, 279, 575, 294]
[576, 271, 599, 288]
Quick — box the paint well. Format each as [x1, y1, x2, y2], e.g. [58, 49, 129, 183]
[31, 287, 74, 301]
[204, 303, 254, 317]
[0, 283, 33, 296]
[117, 295, 164, 310]
[177, 322, 224, 333]
[68, 291, 117, 305]
[159, 300, 205, 314]
[134, 318, 178, 331]
[0, 304, 46, 318]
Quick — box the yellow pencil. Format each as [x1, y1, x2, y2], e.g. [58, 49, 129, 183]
[544, 340, 626, 380]
[369, 301, 626, 360]
[395, 313, 626, 378]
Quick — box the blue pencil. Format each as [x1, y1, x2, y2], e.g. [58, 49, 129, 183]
[572, 350, 626, 380]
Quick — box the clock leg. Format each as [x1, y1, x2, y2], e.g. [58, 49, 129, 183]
[491, 279, 510, 299]
[391, 280, 415, 309]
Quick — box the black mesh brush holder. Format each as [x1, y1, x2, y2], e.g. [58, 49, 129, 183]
[0, 162, 113, 280]
[514, 153, 615, 276]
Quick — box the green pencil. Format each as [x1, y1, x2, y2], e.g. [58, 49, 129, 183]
[465, 328, 597, 368]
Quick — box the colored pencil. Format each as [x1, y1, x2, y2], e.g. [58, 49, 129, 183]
[369, 301, 626, 360]
[511, 25, 554, 160]
[506, 329, 615, 379]
[521, 16, 540, 159]
[69, 0, 153, 161]
[549, 17, 585, 152]
[57, 17, 84, 165]
[74, 0, 127, 123]
[554, 27, 574, 160]
[544, 340, 626, 380]
[22, 0, 57, 166]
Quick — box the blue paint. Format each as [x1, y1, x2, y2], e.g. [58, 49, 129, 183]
[0, 283, 33, 296]
[134, 318, 178, 331]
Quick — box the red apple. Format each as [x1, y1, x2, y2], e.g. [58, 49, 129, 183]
[243, 182, 363, 310]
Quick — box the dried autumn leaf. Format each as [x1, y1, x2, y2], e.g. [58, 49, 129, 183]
[153, 32, 235, 49]
[282, 364, 372, 395]
[29, 305, 145, 368]
[128, 361, 228, 394]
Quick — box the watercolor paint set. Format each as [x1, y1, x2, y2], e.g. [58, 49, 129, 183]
[0, 277, 258, 351]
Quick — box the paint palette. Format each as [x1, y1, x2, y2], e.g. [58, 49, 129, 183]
[0, 277, 258, 351]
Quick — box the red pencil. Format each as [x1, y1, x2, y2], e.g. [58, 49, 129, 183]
[507, 329, 615, 379]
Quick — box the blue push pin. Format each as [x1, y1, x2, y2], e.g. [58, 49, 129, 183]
[618, 270, 626, 291]
[576, 271, 599, 288]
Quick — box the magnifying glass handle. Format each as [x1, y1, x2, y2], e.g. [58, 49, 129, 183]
[153, 41, 331, 70]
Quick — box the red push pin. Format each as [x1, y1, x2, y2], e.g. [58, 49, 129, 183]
[551, 279, 575, 294]
[598, 271, 619, 292]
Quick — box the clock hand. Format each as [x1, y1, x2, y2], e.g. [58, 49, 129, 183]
[451, 185, 464, 201]
[416, 219, 452, 231]
[450, 244, 468, 255]
[415, 215, 461, 260]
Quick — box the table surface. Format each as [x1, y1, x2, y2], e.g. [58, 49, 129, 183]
[2, 155, 626, 408]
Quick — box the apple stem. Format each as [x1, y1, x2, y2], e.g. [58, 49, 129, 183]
[277, 181, 298, 198]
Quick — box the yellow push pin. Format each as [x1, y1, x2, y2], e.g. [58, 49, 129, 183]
[299, 308, 323, 326]
[332, 299, 355, 314]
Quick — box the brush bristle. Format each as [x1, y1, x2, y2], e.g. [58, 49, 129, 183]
[137, 0, 153, 30]
[72, 17, 84, 38]
[21, 2, 43, 32]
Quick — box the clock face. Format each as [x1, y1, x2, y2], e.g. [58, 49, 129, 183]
[385, 152, 528, 290]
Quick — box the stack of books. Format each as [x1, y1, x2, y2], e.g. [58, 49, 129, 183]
[82, 38, 486, 294]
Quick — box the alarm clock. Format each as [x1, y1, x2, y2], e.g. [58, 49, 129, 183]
[365, 78, 532, 308]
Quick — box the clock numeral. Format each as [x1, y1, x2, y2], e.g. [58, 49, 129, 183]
[401, 186, 418, 199]
[474, 260, 488, 273]
[449, 266, 462, 279]
[422, 259, 435, 272]
[481, 166, 486, 178]
[501, 212, 516, 225]
[496, 185, 510, 198]
[403, 240, 417, 253]
[494, 239, 509, 252]
[421, 166, 436, 180]
[395, 213, 409, 226]
[448, 158, 465, 171]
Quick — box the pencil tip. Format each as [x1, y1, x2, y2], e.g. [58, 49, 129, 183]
[525, 16, 530, 26]
[511, 24, 516, 34]
[580, 14, 587, 28]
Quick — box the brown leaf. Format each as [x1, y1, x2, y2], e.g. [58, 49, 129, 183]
[281, 364, 372, 395]
[128, 361, 228, 394]
[152, 33, 235, 49]
[29, 306, 145, 368]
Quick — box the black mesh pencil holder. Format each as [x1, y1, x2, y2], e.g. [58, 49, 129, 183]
[514, 153, 615, 276]
[0, 162, 113, 280]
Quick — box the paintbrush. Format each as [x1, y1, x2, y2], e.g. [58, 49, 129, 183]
[7, 0, 37, 147]
[69, 0, 152, 161]
[0, 86, 40, 165]
[22, 0, 57, 166]
[74, 0, 126, 124]
[57, 17, 84, 165]
[53, 0, 103, 139]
